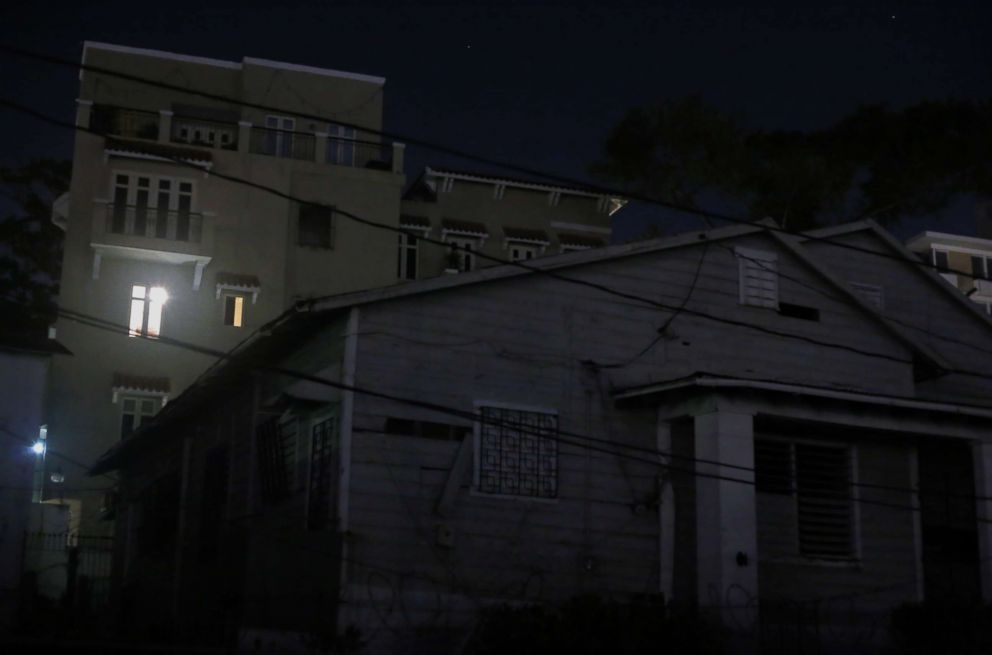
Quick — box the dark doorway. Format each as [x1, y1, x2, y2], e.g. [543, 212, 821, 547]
[918, 439, 981, 603]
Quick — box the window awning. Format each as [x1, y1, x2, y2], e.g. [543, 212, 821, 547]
[400, 215, 432, 231]
[503, 227, 550, 246]
[215, 272, 261, 303]
[558, 232, 605, 249]
[105, 137, 213, 167]
[441, 218, 488, 238]
[112, 373, 171, 403]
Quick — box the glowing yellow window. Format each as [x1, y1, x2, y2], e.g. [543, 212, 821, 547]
[224, 295, 244, 327]
[129, 285, 167, 337]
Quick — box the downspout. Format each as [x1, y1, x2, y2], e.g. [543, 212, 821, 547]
[172, 435, 193, 633]
[336, 307, 360, 629]
[656, 412, 675, 601]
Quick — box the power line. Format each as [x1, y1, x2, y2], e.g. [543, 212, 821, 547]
[0, 42, 985, 284]
[6, 97, 980, 378]
[40, 302, 992, 510]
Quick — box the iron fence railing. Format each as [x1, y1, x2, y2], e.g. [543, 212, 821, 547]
[171, 116, 239, 150]
[105, 203, 203, 243]
[91, 105, 160, 140]
[248, 126, 315, 161]
[325, 134, 392, 169]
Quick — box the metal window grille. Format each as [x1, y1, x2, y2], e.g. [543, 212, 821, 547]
[257, 417, 292, 503]
[796, 443, 853, 560]
[755, 438, 854, 560]
[307, 417, 337, 530]
[478, 406, 558, 499]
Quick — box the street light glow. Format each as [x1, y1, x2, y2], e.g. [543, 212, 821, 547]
[31, 441, 46, 455]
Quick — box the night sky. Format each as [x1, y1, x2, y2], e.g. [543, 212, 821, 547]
[3, 0, 990, 240]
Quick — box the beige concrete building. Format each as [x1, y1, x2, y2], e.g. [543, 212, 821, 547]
[48, 42, 622, 534]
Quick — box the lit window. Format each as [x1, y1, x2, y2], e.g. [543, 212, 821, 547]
[129, 285, 167, 337]
[397, 232, 419, 280]
[477, 405, 558, 499]
[755, 438, 855, 560]
[120, 396, 160, 439]
[735, 247, 778, 309]
[223, 295, 245, 327]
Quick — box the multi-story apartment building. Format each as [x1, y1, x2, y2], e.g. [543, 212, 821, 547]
[47, 43, 622, 533]
[399, 167, 623, 276]
[906, 203, 992, 314]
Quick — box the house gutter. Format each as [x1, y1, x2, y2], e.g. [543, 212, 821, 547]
[616, 376, 992, 420]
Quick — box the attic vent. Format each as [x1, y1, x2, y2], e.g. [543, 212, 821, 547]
[735, 247, 778, 309]
[778, 302, 820, 321]
[850, 282, 884, 310]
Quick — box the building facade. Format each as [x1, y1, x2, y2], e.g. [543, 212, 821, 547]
[96, 219, 992, 652]
[48, 42, 620, 533]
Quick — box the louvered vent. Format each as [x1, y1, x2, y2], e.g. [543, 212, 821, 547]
[736, 247, 779, 308]
[795, 443, 853, 560]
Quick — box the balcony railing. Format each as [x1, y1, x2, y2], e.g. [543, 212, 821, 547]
[248, 126, 315, 161]
[325, 134, 392, 170]
[91, 105, 160, 140]
[170, 116, 239, 150]
[105, 203, 203, 243]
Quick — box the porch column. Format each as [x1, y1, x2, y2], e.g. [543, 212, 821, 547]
[974, 442, 992, 601]
[693, 410, 758, 618]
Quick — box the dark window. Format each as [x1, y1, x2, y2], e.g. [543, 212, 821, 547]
[755, 438, 854, 560]
[307, 416, 338, 530]
[971, 256, 989, 280]
[933, 250, 949, 270]
[755, 439, 792, 494]
[384, 417, 469, 441]
[137, 471, 180, 555]
[299, 205, 334, 248]
[256, 417, 294, 503]
[478, 406, 558, 499]
[397, 232, 418, 280]
[198, 445, 229, 562]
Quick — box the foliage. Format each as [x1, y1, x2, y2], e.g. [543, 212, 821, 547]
[0, 158, 69, 328]
[464, 595, 723, 655]
[593, 97, 992, 230]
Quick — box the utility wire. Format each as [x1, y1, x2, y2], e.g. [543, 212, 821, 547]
[39, 302, 992, 509]
[6, 97, 982, 378]
[0, 42, 985, 283]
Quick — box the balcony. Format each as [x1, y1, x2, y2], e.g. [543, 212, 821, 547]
[248, 125, 316, 161]
[84, 103, 404, 173]
[91, 105, 160, 141]
[90, 202, 213, 290]
[170, 115, 239, 150]
[972, 278, 992, 301]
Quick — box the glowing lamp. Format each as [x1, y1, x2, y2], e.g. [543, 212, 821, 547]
[149, 287, 169, 304]
[31, 441, 46, 455]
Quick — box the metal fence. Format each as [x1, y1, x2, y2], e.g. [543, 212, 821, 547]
[21, 531, 114, 614]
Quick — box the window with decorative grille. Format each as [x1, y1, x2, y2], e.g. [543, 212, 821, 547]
[754, 438, 855, 560]
[256, 416, 297, 503]
[307, 416, 338, 530]
[477, 406, 558, 499]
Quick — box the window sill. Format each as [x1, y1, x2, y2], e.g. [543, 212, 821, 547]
[760, 556, 862, 570]
[469, 488, 560, 505]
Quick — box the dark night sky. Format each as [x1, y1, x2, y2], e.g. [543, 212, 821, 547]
[3, 0, 990, 240]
